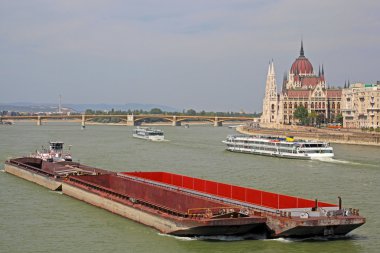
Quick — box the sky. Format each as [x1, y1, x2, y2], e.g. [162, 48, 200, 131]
[1, 0, 379, 112]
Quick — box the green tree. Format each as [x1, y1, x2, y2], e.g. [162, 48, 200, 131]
[294, 106, 308, 125]
[308, 111, 317, 126]
[186, 109, 196, 115]
[336, 113, 343, 125]
[316, 113, 325, 126]
[85, 109, 94, 115]
[150, 108, 163, 114]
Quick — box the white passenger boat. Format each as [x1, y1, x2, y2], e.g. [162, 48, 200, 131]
[223, 135, 334, 160]
[133, 127, 165, 141]
[31, 141, 73, 162]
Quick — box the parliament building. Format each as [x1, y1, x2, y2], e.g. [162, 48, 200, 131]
[261, 42, 342, 127]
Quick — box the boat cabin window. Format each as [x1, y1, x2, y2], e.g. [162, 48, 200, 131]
[50, 142, 63, 151]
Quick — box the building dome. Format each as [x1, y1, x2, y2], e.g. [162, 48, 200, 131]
[290, 41, 314, 75]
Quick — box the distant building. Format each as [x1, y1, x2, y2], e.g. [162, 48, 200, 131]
[261, 42, 342, 127]
[341, 83, 380, 128]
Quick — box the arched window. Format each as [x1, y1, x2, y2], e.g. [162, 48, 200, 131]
[294, 102, 298, 108]
[284, 103, 287, 109]
[271, 104, 275, 110]
[337, 102, 340, 109]
[305, 102, 308, 109]
[319, 102, 322, 109]
[322, 102, 325, 109]
[311, 102, 314, 109]
[332, 102, 335, 109]
[289, 102, 292, 109]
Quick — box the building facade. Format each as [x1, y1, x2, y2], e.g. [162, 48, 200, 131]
[261, 42, 342, 127]
[341, 82, 380, 128]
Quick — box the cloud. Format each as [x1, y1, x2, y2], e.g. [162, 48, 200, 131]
[0, 0, 379, 111]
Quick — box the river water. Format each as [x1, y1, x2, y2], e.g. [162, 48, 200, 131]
[1, 123, 379, 253]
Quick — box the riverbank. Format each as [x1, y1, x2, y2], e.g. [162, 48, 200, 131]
[237, 125, 380, 146]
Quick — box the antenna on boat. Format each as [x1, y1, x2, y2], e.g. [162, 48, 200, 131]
[58, 94, 62, 114]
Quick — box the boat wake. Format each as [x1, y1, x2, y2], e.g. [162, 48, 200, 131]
[160, 233, 355, 242]
[49, 190, 63, 195]
[158, 233, 266, 241]
[267, 234, 354, 243]
[313, 157, 351, 164]
[313, 157, 378, 167]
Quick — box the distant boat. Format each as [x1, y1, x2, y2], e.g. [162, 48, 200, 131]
[184, 124, 190, 128]
[0, 121, 13, 125]
[133, 127, 165, 141]
[223, 135, 334, 160]
[228, 125, 244, 129]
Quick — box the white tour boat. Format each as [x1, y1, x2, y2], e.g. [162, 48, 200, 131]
[133, 127, 165, 141]
[222, 135, 334, 160]
[31, 141, 73, 162]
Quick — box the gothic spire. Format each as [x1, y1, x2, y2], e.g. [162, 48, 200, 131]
[270, 59, 275, 75]
[267, 61, 271, 76]
[282, 72, 287, 93]
[321, 64, 324, 75]
[300, 40, 304, 57]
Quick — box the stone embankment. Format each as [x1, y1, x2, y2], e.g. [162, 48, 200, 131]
[237, 126, 380, 146]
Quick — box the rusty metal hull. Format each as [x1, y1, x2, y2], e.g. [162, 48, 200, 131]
[169, 223, 265, 237]
[4, 163, 62, 190]
[4, 158, 366, 238]
[63, 174, 266, 236]
[275, 223, 365, 238]
[265, 215, 366, 238]
[122, 172, 366, 238]
[62, 181, 265, 236]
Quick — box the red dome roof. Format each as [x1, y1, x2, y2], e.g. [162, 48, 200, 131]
[290, 41, 314, 75]
[290, 56, 313, 74]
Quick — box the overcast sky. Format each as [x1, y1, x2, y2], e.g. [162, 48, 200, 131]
[1, 0, 379, 112]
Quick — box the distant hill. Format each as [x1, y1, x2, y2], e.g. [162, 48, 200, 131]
[0, 103, 64, 113]
[68, 103, 179, 112]
[0, 103, 179, 113]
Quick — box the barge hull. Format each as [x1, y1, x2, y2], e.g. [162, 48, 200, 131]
[4, 163, 61, 191]
[62, 182, 263, 236]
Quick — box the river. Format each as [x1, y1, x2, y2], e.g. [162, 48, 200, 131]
[1, 122, 379, 253]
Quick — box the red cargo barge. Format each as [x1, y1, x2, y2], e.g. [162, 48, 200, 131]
[5, 157, 365, 238]
[118, 172, 366, 238]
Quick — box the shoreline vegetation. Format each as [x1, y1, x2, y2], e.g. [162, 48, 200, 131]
[236, 125, 380, 146]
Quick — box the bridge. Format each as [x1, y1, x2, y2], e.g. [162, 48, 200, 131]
[0, 114, 257, 127]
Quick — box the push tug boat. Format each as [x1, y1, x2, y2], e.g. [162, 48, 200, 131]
[31, 141, 72, 162]
[4, 151, 364, 238]
[133, 127, 165, 141]
[223, 135, 334, 160]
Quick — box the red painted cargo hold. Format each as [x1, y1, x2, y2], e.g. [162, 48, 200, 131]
[65, 173, 266, 236]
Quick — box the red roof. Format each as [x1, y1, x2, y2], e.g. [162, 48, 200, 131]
[326, 89, 342, 98]
[286, 90, 310, 98]
[290, 56, 313, 74]
[300, 77, 321, 88]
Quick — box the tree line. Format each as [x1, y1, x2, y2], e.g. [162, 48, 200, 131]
[84, 108, 260, 117]
[83, 108, 261, 123]
[293, 106, 343, 126]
